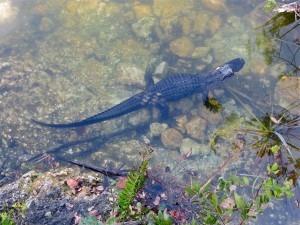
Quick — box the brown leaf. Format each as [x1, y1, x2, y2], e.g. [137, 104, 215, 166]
[117, 177, 128, 189]
[169, 210, 181, 219]
[66, 178, 79, 189]
[185, 148, 193, 158]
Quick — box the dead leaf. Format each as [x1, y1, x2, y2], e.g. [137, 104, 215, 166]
[185, 148, 193, 158]
[117, 177, 128, 189]
[169, 210, 181, 219]
[66, 178, 79, 189]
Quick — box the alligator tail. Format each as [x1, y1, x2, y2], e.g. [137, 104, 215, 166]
[32, 94, 145, 128]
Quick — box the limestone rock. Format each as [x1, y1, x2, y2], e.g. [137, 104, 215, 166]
[161, 128, 183, 149]
[175, 115, 188, 133]
[128, 109, 151, 126]
[39, 17, 54, 32]
[200, 0, 227, 12]
[153, 0, 193, 18]
[185, 116, 207, 141]
[169, 36, 195, 57]
[180, 138, 210, 156]
[192, 46, 211, 59]
[150, 122, 169, 137]
[115, 63, 145, 87]
[132, 4, 153, 19]
[198, 107, 223, 125]
[131, 17, 156, 39]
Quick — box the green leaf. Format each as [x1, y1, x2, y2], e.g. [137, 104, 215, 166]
[271, 145, 279, 154]
[185, 186, 197, 195]
[234, 192, 244, 209]
[243, 177, 250, 186]
[271, 163, 278, 171]
[211, 193, 218, 207]
[193, 181, 201, 192]
[203, 182, 211, 193]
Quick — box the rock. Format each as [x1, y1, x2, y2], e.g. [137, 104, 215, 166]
[128, 109, 151, 126]
[180, 138, 210, 156]
[115, 63, 145, 87]
[192, 46, 211, 58]
[153, 0, 193, 18]
[198, 107, 223, 125]
[180, 16, 193, 35]
[161, 128, 183, 149]
[193, 13, 211, 35]
[131, 17, 156, 39]
[246, 53, 268, 75]
[39, 17, 54, 32]
[185, 116, 207, 141]
[200, 0, 227, 12]
[274, 76, 300, 114]
[169, 36, 195, 57]
[132, 4, 153, 19]
[174, 98, 194, 113]
[150, 122, 169, 137]
[209, 16, 221, 34]
[175, 115, 188, 133]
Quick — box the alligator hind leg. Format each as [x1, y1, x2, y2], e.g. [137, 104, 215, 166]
[144, 60, 169, 88]
[144, 59, 157, 88]
[156, 103, 170, 120]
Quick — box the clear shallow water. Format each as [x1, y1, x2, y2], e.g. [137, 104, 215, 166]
[0, 0, 299, 224]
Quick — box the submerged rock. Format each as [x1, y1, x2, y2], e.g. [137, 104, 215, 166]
[161, 128, 183, 149]
[200, 0, 227, 12]
[128, 109, 151, 126]
[169, 36, 195, 57]
[39, 17, 55, 32]
[185, 116, 207, 141]
[150, 122, 168, 137]
[180, 138, 210, 156]
[115, 63, 145, 87]
[131, 17, 157, 39]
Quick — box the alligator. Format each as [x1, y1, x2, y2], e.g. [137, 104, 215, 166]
[32, 58, 245, 128]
